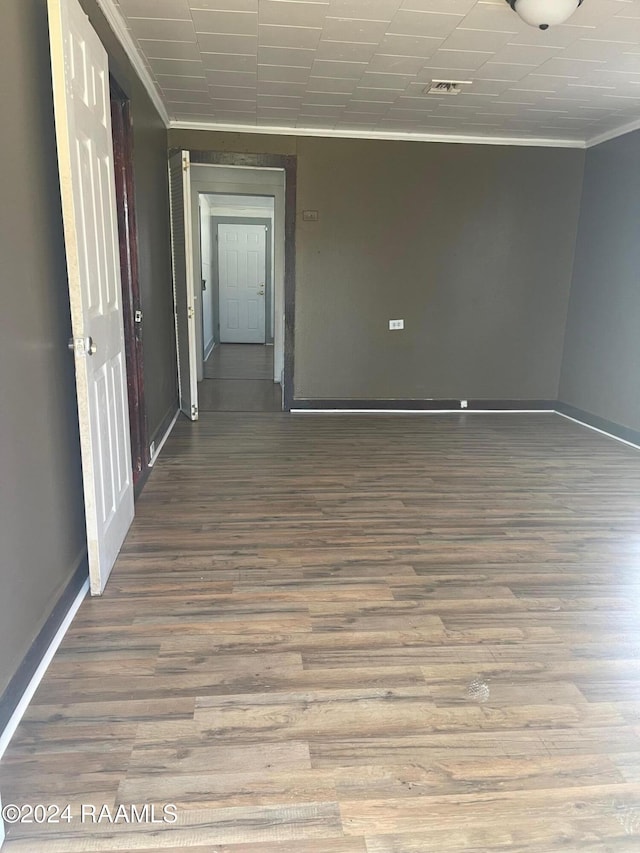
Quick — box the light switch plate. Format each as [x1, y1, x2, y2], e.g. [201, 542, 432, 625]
[302, 210, 318, 221]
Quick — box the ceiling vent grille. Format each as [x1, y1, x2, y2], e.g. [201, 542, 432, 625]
[425, 80, 472, 96]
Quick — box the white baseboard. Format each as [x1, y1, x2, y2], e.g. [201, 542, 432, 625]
[555, 411, 640, 451]
[149, 409, 179, 467]
[291, 409, 556, 415]
[0, 580, 89, 761]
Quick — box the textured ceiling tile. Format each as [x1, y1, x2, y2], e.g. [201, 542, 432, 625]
[259, 0, 330, 27]
[536, 57, 607, 78]
[474, 62, 539, 82]
[440, 27, 513, 54]
[560, 38, 628, 61]
[115, 0, 640, 142]
[358, 71, 414, 89]
[314, 40, 378, 62]
[209, 84, 258, 98]
[259, 25, 322, 48]
[156, 74, 208, 91]
[258, 46, 316, 66]
[428, 49, 494, 71]
[507, 25, 591, 49]
[257, 79, 308, 95]
[387, 10, 464, 39]
[321, 18, 389, 42]
[311, 58, 368, 78]
[148, 57, 205, 76]
[137, 39, 202, 60]
[327, 0, 402, 19]
[401, 0, 477, 13]
[258, 65, 311, 83]
[585, 15, 640, 42]
[197, 32, 257, 52]
[120, 0, 191, 18]
[191, 9, 258, 34]
[191, 0, 258, 9]
[490, 43, 560, 66]
[458, 3, 519, 34]
[205, 69, 258, 85]
[366, 54, 427, 74]
[377, 34, 444, 58]
[201, 53, 258, 71]
[306, 75, 358, 92]
[127, 17, 198, 42]
[161, 88, 212, 103]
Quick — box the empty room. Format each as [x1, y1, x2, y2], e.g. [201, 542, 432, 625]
[3, 0, 640, 850]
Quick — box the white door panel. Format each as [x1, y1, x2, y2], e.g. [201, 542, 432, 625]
[48, 0, 134, 594]
[218, 224, 267, 344]
[169, 150, 198, 420]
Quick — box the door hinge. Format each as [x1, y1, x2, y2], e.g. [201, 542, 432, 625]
[134, 309, 143, 323]
[188, 306, 194, 319]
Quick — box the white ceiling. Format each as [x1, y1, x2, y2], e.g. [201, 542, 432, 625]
[110, 0, 640, 145]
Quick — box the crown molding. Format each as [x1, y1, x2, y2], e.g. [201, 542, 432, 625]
[586, 116, 640, 149]
[93, 0, 170, 127]
[169, 119, 586, 149]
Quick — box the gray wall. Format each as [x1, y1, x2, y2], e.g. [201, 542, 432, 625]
[0, 0, 175, 699]
[0, 0, 87, 699]
[559, 129, 640, 433]
[170, 130, 584, 401]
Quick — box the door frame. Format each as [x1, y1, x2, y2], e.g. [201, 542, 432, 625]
[185, 151, 297, 411]
[109, 77, 148, 490]
[214, 217, 273, 347]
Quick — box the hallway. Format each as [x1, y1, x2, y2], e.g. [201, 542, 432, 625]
[2, 412, 640, 850]
[198, 344, 281, 412]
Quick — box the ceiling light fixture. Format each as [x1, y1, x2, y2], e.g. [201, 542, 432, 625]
[506, 0, 583, 30]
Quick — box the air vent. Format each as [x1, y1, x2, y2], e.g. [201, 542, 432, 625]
[425, 80, 472, 96]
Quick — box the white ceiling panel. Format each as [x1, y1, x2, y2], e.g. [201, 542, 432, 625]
[112, 0, 640, 144]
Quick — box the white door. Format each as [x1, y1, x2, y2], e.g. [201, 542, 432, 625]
[48, 0, 134, 595]
[218, 224, 267, 344]
[169, 151, 198, 419]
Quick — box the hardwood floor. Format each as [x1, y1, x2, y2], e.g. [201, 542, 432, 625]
[2, 412, 640, 851]
[200, 345, 281, 411]
[204, 344, 274, 380]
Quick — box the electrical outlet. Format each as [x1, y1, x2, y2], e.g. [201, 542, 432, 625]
[461, 400, 468, 409]
[389, 319, 404, 330]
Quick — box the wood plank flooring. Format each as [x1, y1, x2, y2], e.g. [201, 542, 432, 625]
[3, 412, 640, 851]
[200, 345, 280, 411]
[204, 344, 274, 379]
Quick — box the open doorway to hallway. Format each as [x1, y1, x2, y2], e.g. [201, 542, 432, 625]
[195, 191, 281, 412]
[169, 153, 294, 417]
[200, 344, 281, 412]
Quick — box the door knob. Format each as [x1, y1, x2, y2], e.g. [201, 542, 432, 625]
[258, 285, 265, 296]
[68, 336, 97, 356]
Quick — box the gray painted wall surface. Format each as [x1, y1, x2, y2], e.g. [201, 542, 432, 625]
[0, 0, 87, 696]
[170, 130, 584, 400]
[559, 130, 640, 432]
[0, 0, 174, 698]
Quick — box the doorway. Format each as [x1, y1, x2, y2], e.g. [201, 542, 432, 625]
[169, 152, 296, 416]
[197, 197, 280, 412]
[109, 77, 148, 489]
